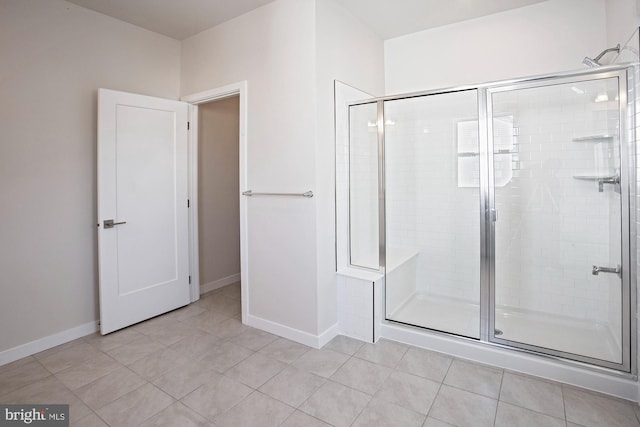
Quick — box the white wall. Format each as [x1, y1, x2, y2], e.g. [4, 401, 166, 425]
[181, 0, 384, 341]
[0, 0, 382, 356]
[384, 0, 607, 94]
[315, 0, 385, 334]
[198, 97, 241, 287]
[181, 0, 320, 336]
[604, 0, 640, 399]
[605, 0, 640, 49]
[0, 0, 180, 354]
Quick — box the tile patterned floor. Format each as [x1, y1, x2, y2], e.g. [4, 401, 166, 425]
[1, 282, 639, 426]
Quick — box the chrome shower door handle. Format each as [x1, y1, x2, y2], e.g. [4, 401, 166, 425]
[592, 264, 621, 278]
[103, 219, 127, 229]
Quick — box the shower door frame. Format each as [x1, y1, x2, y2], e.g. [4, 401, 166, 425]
[485, 68, 633, 373]
[346, 64, 636, 375]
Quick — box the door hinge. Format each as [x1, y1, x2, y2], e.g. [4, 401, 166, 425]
[187, 199, 190, 208]
[187, 121, 190, 130]
[188, 275, 191, 284]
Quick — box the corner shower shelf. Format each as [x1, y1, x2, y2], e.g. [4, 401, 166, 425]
[573, 175, 621, 192]
[457, 149, 518, 157]
[457, 152, 479, 158]
[572, 135, 615, 143]
[573, 175, 619, 182]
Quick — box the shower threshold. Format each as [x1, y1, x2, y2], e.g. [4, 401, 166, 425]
[388, 293, 619, 363]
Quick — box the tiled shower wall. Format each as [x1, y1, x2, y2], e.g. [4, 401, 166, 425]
[635, 64, 639, 382]
[385, 92, 480, 303]
[611, 30, 638, 375]
[493, 81, 621, 328]
[625, 52, 639, 380]
[348, 103, 379, 269]
[381, 79, 625, 335]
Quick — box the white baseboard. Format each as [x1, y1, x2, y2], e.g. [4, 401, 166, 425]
[245, 314, 338, 349]
[201, 273, 241, 294]
[0, 321, 99, 367]
[318, 323, 340, 348]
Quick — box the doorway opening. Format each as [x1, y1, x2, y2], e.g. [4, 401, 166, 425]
[182, 81, 249, 323]
[197, 96, 241, 296]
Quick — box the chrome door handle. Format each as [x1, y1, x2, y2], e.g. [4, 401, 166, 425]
[103, 219, 127, 229]
[592, 264, 621, 278]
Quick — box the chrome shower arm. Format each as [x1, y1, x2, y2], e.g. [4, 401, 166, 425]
[593, 44, 621, 62]
[583, 44, 621, 67]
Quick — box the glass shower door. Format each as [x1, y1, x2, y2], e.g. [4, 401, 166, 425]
[348, 102, 379, 270]
[489, 73, 629, 369]
[384, 90, 481, 338]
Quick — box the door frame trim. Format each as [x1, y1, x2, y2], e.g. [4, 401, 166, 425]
[181, 81, 249, 324]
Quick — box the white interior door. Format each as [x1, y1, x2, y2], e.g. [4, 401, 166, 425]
[98, 88, 190, 334]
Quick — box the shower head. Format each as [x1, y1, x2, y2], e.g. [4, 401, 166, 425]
[583, 44, 621, 67]
[582, 56, 601, 67]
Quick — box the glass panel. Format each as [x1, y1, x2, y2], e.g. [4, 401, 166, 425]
[613, 27, 639, 64]
[349, 102, 379, 269]
[492, 77, 623, 364]
[384, 90, 481, 339]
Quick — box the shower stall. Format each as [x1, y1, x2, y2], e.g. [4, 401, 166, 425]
[346, 65, 635, 373]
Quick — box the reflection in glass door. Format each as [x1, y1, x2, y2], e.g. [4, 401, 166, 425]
[489, 74, 629, 369]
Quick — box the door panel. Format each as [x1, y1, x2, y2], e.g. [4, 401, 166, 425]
[489, 75, 627, 369]
[98, 89, 190, 334]
[384, 90, 481, 339]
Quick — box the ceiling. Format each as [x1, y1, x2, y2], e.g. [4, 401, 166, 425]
[65, 0, 547, 41]
[333, 0, 546, 40]
[65, 0, 277, 40]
